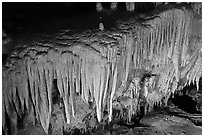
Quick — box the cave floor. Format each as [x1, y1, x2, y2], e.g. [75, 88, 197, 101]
[17, 104, 202, 135]
[91, 108, 202, 135]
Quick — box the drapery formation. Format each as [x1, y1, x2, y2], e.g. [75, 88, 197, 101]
[2, 7, 201, 134]
[113, 8, 201, 122]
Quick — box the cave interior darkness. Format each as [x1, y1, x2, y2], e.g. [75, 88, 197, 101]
[3, 2, 156, 34]
[2, 2, 202, 135]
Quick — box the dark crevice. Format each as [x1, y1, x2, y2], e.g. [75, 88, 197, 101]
[2, 54, 8, 65]
[3, 111, 12, 135]
[171, 80, 202, 114]
[52, 79, 62, 105]
[171, 94, 199, 114]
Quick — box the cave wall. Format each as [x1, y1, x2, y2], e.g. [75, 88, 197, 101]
[2, 4, 202, 134]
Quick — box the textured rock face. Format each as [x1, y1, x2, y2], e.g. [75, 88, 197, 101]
[2, 4, 202, 135]
[139, 113, 202, 135]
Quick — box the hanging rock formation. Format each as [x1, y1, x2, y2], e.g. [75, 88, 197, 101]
[2, 4, 202, 134]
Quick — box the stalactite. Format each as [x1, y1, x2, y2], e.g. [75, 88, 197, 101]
[80, 55, 85, 102]
[26, 60, 35, 112]
[6, 73, 13, 110]
[16, 71, 25, 113]
[87, 59, 94, 103]
[96, 63, 103, 122]
[64, 78, 71, 124]
[2, 6, 201, 134]
[98, 62, 105, 121]
[10, 72, 16, 107]
[70, 65, 75, 117]
[61, 55, 71, 124]
[109, 64, 118, 122]
[102, 63, 110, 109]
[37, 62, 50, 133]
[56, 63, 63, 97]
[84, 56, 89, 103]
[75, 62, 80, 94]
[44, 62, 53, 125]
[124, 34, 133, 82]
[33, 63, 40, 122]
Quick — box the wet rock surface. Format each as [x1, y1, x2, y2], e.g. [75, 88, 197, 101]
[18, 112, 202, 135]
[89, 107, 202, 135]
[139, 113, 201, 135]
[3, 3, 201, 135]
[17, 121, 46, 135]
[16, 87, 202, 135]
